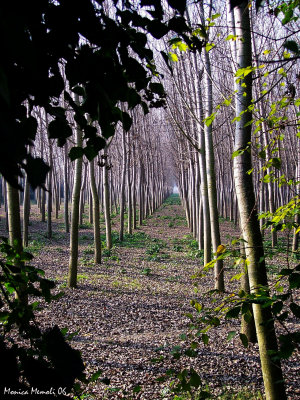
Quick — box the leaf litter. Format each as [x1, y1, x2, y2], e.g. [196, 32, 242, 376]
[0, 201, 299, 399]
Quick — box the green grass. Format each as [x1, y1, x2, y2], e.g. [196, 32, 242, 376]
[263, 237, 287, 258]
[83, 245, 94, 255]
[26, 238, 46, 254]
[78, 273, 88, 281]
[163, 193, 181, 206]
[79, 234, 93, 241]
[79, 222, 93, 229]
[162, 386, 263, 400]
[113, 231, 150, 248]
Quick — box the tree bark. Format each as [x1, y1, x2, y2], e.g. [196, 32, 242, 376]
[200, 1, 224, 291]
[232, 3, 286, 399]
[89, 158, 101, 264]
[22, 172, 30, 248]
[119, 129, 127, 241]
[103, 146, 112, 250]
[7, 181, 27, 304]
[68, 99, 83, 288]
[64, 142, 70, 233]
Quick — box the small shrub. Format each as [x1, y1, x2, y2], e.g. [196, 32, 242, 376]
[141, 267, 152, 276]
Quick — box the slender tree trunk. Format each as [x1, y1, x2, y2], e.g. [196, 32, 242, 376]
[79, 163, 87, 226]
[89, 158, 101, 264]
[68, 102, 83, 288]
[103, 147, 112, 250]
[196, 72, 211, 264]
[64, 143, 70, 233]
[119, 129, 127, 241]
[138, 159, 145, 225]
[7, 182, 27, 304]
[132, 142, 137, 230]
[40, 115, 46, 222]
[200, 2, 224, 290]
[232, 3, 286, 399]
[240, 241, 257, 343]
[127, 153, 133, 235]
[47, 135, 53, 239]
[22, 172, 30, 247]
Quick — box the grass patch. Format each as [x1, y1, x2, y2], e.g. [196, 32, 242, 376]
[163, 194, 181, 206]
[26, 238, 46, 254]
[113, 231, 150, 248]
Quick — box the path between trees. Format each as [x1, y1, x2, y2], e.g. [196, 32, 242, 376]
[8, 197, 298, 399]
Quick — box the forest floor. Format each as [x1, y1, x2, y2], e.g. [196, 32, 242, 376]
[0, 196, 299, 400]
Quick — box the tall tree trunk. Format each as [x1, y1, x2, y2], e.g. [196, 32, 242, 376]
[64, 143, 70, 233]
[22, 172, 30, 247]
[89, 158, 101, 264]
[119, 129, 127, 241]
[232, 3, 286, 399]
[138, 159, 145, 225]
[240, 241, 257, 343]
[68, 101, 83, 288]
[196, 71, 211, 264]
[103, 147, 112, 250]
[79, 162, 88, 226]
[47, 132, 53, 239]
[127, 144, 133, 235]
[132, 141, 137, 230]
[200, 1, 224, 291]
[7, 182, 27, 304]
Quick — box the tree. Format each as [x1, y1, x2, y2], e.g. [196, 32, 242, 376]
[89, 158, 101, 264]
[231, 2, 286, 399]
[119, 129, 127, 241]
[68, 96, 83, 289]
[0, 0, 191, 189]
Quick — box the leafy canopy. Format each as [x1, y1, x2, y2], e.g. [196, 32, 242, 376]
[0, 0, 190, 187]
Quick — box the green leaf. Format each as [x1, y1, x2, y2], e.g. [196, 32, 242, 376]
[0, 311, 9, 321]
[169, 52, 178, 62]
[231, 149, 244, 159]
[69, 147, 84, 161]
[194, 302, 203, 312]
[283, 40, 299, 54]
[272, 301, 283, 315]
[271, 157, 281, 169]
[189, 369, 201, 388]
[91, 370, 102, 382]
[282, 9, 294, 25]
[185, 348, 197, 357]
[279, 268, 292, 276]
[205, 43, 215, 52]
[290, 302, 300, 318]
[83, 146, 98, 162]
[149, 82, 165, 96]
[243, 310, 253, 324]
[289, 272, 300, 289]
[224, 98, 232, 106]
[227, 331, 237, 341]
[258, 150, 266, 159]
[133, 385, 142, 393]
[71, 85, 86, 97]
[226, 306, 241, 319]
[48, 117, 73, 143]
[231, 272, 244, 281]
[204, 112, 216, 127]
[226, 34, 237, 41]
[147, 19, 169, 39]
[121, 111, 132, 132]
[239, 333, 248, 348]
[202, 333, 209, 345]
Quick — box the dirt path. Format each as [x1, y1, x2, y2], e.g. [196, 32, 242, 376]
[1, 198, 298, 399]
